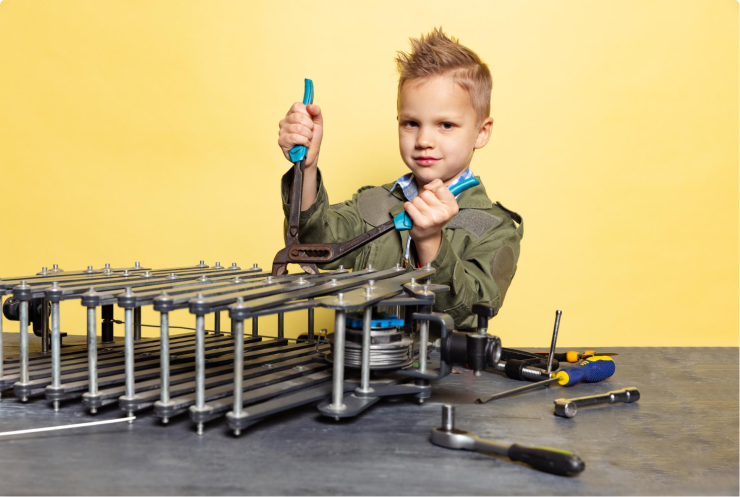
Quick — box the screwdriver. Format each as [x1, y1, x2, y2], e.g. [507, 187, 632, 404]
[536, 350, 619, 363]
[476, 356, 616, 404]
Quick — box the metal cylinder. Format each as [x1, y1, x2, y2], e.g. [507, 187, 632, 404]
[277, 313, 284, 339]
[307, 307, 315, 343]
[232, 319, 245, 417]
[252, 316, 258, 337]
[419, 318, 429, 374]
[214, 311, 221, 335]
[19, 301, 29, 384]
[330, 310, 346, 411]
[124, 308, 134, 398]
[87, 307, 98, 395]
[51, 301, 61, 389]
[160, 312, 170, 404]
[133, 307, 142, 340]
[441, 404, 455, 431]
[358, 307, 373, 393]
[546, 310, 562, 375]
[195, 315, 205, 409]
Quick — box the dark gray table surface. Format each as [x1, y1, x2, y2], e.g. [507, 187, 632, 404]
[0, 333, 737, 495]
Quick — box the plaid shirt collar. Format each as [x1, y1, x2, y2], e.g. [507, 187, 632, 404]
[391, 168, 475, 201]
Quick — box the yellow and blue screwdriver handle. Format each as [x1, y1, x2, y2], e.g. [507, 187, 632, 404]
[552, 356, 616, 386]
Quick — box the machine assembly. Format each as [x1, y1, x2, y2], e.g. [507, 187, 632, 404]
[0, 260, 503, 437]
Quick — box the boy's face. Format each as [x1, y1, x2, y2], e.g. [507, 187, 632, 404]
[398, 75, 493, 188]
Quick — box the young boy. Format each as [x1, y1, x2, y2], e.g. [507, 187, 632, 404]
[277, 28, 523, 330]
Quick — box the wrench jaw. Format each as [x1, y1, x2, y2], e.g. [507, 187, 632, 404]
[430, 427, 478, 451]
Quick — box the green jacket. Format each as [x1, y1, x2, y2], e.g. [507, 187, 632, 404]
[281, 168, 523, 329]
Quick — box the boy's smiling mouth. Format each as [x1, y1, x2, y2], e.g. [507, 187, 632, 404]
[414, 156, 440, 166]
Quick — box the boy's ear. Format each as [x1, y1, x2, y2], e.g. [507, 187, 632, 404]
[474, 117, 494, 149]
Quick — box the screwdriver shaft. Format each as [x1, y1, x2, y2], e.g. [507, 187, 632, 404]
[476, 377, 558, 404]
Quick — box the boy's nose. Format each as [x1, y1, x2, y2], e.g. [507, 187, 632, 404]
[415, 130, 434, 149]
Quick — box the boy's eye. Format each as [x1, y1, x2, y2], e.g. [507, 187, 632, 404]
[402, 121, 418, 128]
[441, 122, 454, 130]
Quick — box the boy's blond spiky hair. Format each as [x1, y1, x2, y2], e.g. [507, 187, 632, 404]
[396, 27, 492, 123]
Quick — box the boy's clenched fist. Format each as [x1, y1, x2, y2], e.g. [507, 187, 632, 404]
[278, 102, 323, 169]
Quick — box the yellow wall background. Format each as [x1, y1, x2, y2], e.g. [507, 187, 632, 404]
[0, 0, 736, 347]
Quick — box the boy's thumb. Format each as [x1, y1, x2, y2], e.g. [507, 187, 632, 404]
[306, 104, 323, 123]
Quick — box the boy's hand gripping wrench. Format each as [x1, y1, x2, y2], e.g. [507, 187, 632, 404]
[273, 78, 320, 276]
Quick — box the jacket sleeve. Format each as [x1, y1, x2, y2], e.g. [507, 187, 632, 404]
[411, 215, 523, 330]
[281, 167, 366, 270]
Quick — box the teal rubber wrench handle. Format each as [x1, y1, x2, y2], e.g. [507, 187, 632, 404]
[393, 176, 480, 231]
[289, 79, 314, 163]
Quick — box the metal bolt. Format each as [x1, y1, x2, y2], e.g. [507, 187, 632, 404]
[51, 281, 58, 288]
[425, 262, 432, 269]
[267, 276, 273, 282]
[365, 286, 372, 296]
[410, 278, 416, 286]
[87, 266, 93, 271]
[53, 401, 59, 412]
[253, 263, 259, 269]
[233, 276, 241, 283]
[123, 270, 129, 276]
[337, 293, 344, 302]
[105, 263, 110, 269]
[234, 429, 241, 437]
[215, 262, 221, 267]
[396, 263, 401, 268]
[441, 404, 454, 431]
[162, 417, 169, 424]
[199, 260, 205, 265]
[41, 266, 47, 273]
[368, 264, 373, 270]
[237, 297, 244, 304]
[125, 287, 132, 295]
[144, 271, 151, 277]
[298, 277, 305, 283]
[90, 408, 97, 414]
[231, 263, 238, 268]
[127, 412, 134, 424]
[135, 262, 141, 268]
[197, 422, 204, 435]
[53, 264, 59, 270]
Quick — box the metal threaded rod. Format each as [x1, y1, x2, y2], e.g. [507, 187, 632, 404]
[159, 312, 170, 404]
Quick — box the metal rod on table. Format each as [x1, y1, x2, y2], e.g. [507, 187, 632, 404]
[50, 300, 61, 411]
[0, 416, 136, 438]
[357, 306, 373, 394]
[86, 306, 98, 412]
[19, 300, 29, 398]
[214, 311, 221, 335]
[277, 313, 284, 339]
[252, 316, 258, 337]
[232, 319, 245, 424]
[159, 311, 170, 407]
[133, 307, 142, 340]
[546, 310, 562, 375]
[124, 307, 134, 403]
[195, 315, 205, 411]
[329, 310, 347, 414]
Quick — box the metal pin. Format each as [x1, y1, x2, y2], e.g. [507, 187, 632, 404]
[160, 311, 170, 405]
[546, 310, 562, 375]
[50, 299, 61, 393]
[214, 311, 222, 335]
[441, 404, 455, 431]
[124, 307, 135, 399]
[307, 307, 315, 343]
[419, 316, 429, 374]
[133, 307, 142, 340]
[195, 315, 206, 410]
[135, 262, 140, 268]
[232, 319, 245, 426]
[0, 416, 136, 438]
[277, 313, 285, 338]
[329, 310, 347, 412]
[86, 302, 98, 406]
[252, 316, 259, 337]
